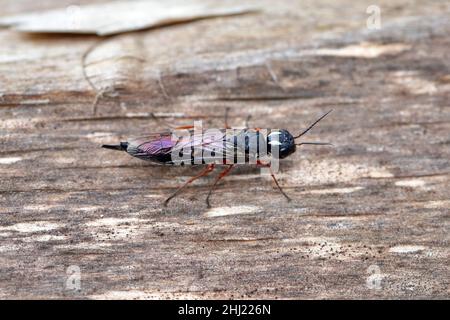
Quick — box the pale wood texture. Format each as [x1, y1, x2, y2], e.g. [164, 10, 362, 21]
[0, 0, 449, 299]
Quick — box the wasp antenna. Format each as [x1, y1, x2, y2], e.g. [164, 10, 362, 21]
[294, 110, 332, 139]
[296, 142, 334, 146]
[102, 142, 128, 151]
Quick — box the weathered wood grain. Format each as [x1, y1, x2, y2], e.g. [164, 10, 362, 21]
[0, 0, 449, 299]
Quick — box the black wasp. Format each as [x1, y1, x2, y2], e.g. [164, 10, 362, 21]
[103, 110, 332, 207]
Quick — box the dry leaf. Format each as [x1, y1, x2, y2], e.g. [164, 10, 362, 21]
[0, 0, 258, 36]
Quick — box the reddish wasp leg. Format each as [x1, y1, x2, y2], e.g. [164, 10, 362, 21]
[245, 114, 252, 129]
[163, 164, 215, 206]
[150, 113, 176, 129]
[174, 125, 195, 130]
[224, 107, 231, 129]
[206, 165, 235, 208]
[256, 160, 292, 202]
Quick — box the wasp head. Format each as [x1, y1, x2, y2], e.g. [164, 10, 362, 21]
[267, 130, 296, 159]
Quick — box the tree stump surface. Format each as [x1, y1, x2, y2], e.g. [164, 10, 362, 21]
[0, 0, 448, 299]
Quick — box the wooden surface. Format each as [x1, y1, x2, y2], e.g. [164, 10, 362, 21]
[0, 0, 449, 299]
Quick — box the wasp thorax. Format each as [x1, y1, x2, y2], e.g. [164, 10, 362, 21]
[267, 130, 296, 159]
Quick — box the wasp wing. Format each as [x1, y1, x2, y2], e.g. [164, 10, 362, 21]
[126, 129, 254, 165]
[126, 131, 176, 163]
[166, 129, 250, 165]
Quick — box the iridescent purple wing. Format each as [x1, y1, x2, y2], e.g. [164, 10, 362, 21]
[166, 129, 248, 165]
[126, 129, 248, 165]
[126, 131, 176, 164]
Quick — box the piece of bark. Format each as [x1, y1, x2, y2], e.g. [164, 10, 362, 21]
[0, 0, 258, 36]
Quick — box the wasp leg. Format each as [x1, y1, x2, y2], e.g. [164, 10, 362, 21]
[257, 160, 291, 202]
[150, 113, 175, 129]
[245, 114, 252, 129]
[268, 167, 292, 202]
[163, 164, 215, 206]
[206, 165, 234, 208]
[174, 125, 195, 130]
[224, 107, 231, 129]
